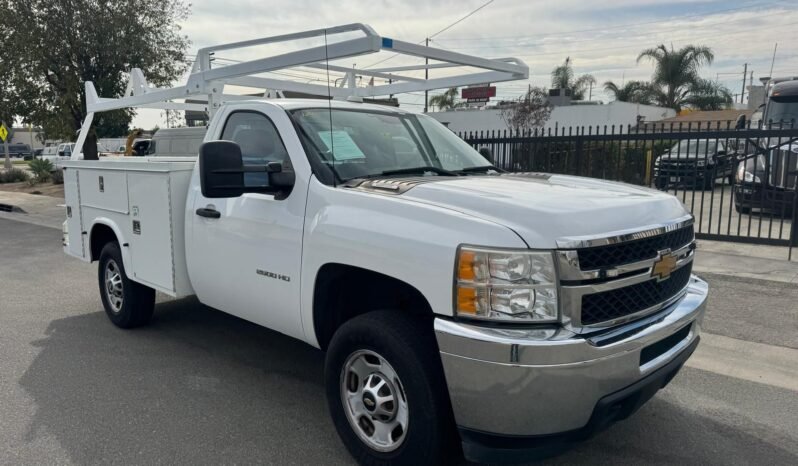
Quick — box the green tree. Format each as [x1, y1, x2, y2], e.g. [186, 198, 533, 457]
[603, 80, 656, 105]
[0, 0, 190, 159]
[428, 87, 461, 111]
[499, 86, 552, 132]
[550, 57, 596, 100]
[636, 44, 731, 112]
[683, 79, 734, 111]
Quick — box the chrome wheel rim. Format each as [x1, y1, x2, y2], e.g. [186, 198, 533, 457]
[104, 259, 124, 313]
[341, 349, 409, 452]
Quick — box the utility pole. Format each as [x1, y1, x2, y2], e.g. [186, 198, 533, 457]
[741, 63, 748, 104]
[2, 121, 10, 170]
[424, 37, 429, 113]
[768, 43, 778, 81]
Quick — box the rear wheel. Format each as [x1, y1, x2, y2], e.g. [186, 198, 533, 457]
[703, 173, 716, 190]
[98, 242, 155, 328]
[325, 311, 458, 465]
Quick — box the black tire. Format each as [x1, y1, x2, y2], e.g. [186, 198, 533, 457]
[325, 311, 458, 466]
[97, 242, 155, 328]
[735, 202, 751, 214]
[703, 174, 716, 190]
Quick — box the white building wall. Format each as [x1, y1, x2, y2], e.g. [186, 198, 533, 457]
[9, 128, 45, 149]
[427, 101, 676, 134]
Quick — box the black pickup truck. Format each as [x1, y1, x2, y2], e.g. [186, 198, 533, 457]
[654, 139, 737, 190]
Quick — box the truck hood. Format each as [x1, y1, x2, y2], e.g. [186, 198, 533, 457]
[395, 174, 689, 248]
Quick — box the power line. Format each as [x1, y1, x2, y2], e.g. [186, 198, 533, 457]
[429, 0, 495, 39]
[363, 0, 496, 69]
[432, 9, 794, 50]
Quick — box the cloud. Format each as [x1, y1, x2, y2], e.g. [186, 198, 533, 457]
[133, 0, 798, 127]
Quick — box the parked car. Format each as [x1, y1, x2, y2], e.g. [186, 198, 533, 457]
[654, 139, 736, 190]
[40, 143, 76, 167]
[4, 143, 33, 159]
[735, 80, 798, 215]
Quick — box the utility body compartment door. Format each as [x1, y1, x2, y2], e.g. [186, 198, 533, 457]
[185, 104, 308, 342]
[63, 167, 86, 259]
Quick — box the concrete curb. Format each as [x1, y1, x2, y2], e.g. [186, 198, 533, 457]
[693, 250, 798, 284]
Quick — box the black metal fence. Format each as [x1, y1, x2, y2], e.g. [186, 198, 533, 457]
[460, 121, 798, 259]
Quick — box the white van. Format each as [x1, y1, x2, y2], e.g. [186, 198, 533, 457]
[147, 127, 206, 157]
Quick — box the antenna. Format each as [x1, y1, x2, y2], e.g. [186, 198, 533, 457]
[323, 29, 336, 187]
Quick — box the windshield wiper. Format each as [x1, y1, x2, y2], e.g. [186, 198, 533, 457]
[457, 165, 502, 174]
[379, 166, 458, 177]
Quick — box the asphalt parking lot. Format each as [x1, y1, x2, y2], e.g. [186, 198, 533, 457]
[1, 217, 797, 465]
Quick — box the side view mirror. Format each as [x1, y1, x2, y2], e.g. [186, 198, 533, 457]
[58, 151, 65, 156]
[199, 140, 295, 199]
[199, 141, 245, 198]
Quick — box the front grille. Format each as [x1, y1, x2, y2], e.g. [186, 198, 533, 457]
[581, 262, 692, 326]
[577, 225, 694, 270]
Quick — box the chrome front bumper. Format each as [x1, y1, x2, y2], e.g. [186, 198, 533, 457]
[434, 275, 708, 437]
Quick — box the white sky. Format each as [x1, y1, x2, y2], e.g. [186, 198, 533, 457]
[132, 0, 798, 129]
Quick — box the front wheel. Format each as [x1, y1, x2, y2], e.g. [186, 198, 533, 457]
[325, 311, 458, 465]
[98, 242, 155, 328]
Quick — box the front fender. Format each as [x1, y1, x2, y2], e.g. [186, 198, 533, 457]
[300, 178, 526, 347]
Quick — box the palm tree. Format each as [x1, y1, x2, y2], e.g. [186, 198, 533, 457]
[428, 87, 460, 111]
[636, 44, 719, 111]
[603, 80, 656, 105]
[682, 79, 733, 111]
[551, 57, 596, 100]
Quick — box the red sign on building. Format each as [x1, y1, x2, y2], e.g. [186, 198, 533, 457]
[461, 86, 497, 100]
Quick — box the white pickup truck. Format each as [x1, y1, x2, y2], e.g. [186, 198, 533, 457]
[61, 25, 707, 464]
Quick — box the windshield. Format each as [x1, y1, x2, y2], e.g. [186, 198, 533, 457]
[666, 139, 719, 158]
[289, 108, 492, 181]
[765, 98, 798, 126]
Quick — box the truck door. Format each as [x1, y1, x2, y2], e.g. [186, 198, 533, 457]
[186, 107, 307, 341]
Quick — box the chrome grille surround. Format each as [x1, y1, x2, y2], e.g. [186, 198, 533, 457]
[556, 216, 696, 333]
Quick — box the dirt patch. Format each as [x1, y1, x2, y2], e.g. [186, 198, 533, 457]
[0, 181, 64, 198]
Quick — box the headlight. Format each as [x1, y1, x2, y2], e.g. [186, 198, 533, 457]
[696, 159, 706, 167]
[736, 163, 760, 183]
[455, 246, 558, 323]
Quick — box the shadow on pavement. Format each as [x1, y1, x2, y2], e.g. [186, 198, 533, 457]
[19, 297, 353, 464]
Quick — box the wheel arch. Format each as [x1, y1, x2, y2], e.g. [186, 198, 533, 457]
[88, 219, 126, 263]
[312, 263, 435, 351]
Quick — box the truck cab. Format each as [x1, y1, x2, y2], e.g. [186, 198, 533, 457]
[735, 80, 798, 215]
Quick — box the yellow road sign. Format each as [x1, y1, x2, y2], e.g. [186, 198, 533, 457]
[0, 124, 8, 142]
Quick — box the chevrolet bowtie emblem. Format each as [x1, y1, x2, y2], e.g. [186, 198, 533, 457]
[651, 250, 678, 281]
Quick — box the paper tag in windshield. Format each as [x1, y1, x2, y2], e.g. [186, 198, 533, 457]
[318, 130, 366, 161]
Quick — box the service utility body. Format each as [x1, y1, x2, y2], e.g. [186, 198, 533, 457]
[60, 24, 708, 464]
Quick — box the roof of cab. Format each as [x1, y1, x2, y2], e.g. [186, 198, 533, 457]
[771, 80, 798, 96]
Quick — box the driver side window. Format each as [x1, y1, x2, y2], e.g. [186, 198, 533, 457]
[221, 111, 291, 188]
